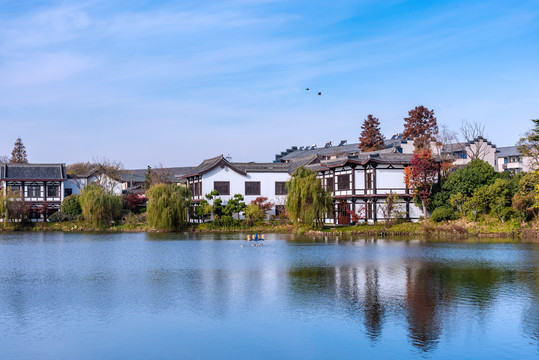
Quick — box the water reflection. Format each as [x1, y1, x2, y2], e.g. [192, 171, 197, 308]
[0, 233, 537, 359]
[288, 253, 536, 352]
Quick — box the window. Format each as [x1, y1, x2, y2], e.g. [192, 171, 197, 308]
[214, 181, 230, 195]
[275, 182, 287, 195]
[9, 185, 21, 195]
[326, 177, 334, 192]
[47, 185, 58, 198]
[245, 181, 261, 196]
[191, 182, 201, 197]
[337, 174, 350, 190]
[64, 188, 73, 197]
[28, 186, 40, 198]
[275, 205, 286, 217]
[366, 169, 374, 190]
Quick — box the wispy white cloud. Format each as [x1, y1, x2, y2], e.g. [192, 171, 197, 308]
[0, 0, 537, 166]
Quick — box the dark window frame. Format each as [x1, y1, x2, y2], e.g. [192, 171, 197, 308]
[275, 181, 287, 195]
[214, 181, 230, 196]
[337, 174, 350, 190]
[326, 177, 334, 192]
[47, 185, 59, 198]
[28, 185, 41, 198]
[245, 181, 261, 196]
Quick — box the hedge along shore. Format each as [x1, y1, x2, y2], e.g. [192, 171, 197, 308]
[1, 217, 539, 242]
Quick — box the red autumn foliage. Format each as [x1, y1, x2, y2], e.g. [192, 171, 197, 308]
[359, 114, 385, 152]
[251, 197, 274, 215]
[346, 204, 366, 223]
[402, 106, 439, 150]
[404, 149, 439, 218]
[124, 193, 147, 212]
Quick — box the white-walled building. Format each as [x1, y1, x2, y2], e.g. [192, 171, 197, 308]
[64, 167, 124, 196]
[441, 136, 498, 170]
[309, 150, 424, 224]
[183, 155, 291, 219]
[0, 163, 67, 220]
[185, 150, 425, 224]
[496, 146, 532, 173]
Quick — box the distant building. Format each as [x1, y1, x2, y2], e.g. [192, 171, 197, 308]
[496, 146, 532, 173]
[440, 136, 498, 170]
[0, 163, 67, 220]
[64, 166, 124, 196]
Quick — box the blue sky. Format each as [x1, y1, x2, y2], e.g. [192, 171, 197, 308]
[0, 0, 538, 167]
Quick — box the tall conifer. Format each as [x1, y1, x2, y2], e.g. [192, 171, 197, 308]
[402, 106, 438, 150]
[10, 137, 28, 163]
[358, 115, 385, 152]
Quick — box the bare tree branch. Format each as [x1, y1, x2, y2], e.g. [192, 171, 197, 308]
[460, 120, 490, 161]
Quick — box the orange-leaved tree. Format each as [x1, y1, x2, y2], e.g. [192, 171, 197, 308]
[402, 106, 438, 150]
[404, 149, 439, 219]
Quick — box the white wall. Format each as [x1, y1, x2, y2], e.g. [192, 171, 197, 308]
[64, 176, 122, 196]
[354, 169, 365, 191]
[202, 166, 290, 216]
[375, 168, 407, 194]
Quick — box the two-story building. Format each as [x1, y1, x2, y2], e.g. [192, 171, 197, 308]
[0, 163, 67, 220]
[496, 146, 532, 173]
[184, 149, 425, 224]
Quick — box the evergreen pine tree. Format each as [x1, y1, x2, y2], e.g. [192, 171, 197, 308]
[402, 106, 438, 150]
[358, 114, 385, 152]
[10, 137, 28, 163]
[144, 166, 152, 190]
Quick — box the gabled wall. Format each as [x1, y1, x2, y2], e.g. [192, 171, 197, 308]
[201, 165, 290, 216]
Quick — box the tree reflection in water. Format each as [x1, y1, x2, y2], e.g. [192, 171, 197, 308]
[289, 259, 527, 352]
[363, 267, 384, 342]
[405, 266, 443, 352]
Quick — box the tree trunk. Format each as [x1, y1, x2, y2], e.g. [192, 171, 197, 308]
[421, 198, 428, 219]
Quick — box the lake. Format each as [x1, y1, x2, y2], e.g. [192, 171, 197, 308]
[0, 233, 537, 359]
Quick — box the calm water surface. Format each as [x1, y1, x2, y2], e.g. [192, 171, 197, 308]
[0, 233, 537, 359]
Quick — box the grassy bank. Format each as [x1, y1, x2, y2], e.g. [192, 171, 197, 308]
[0, 216, 537, 241]
[316, 216, 527, 239]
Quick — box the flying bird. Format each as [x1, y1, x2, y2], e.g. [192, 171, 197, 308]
[318, 92, 322, 96]
[306, 88, 310, 91]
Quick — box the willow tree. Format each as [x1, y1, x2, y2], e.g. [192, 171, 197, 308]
[286, 166, 333, 227]
[0, 190, 10, 228]
[146, 183, 192, 231]
[79, 183, 123, 227]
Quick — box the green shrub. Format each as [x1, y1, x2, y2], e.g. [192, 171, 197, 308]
[498, 207, 517, 222]
[48, 211, 73, 222]
[61, 195, 82, 217]
[431, 206, 456, 222]
[245, 203, 265, 224]
[212, 215, 240, 228]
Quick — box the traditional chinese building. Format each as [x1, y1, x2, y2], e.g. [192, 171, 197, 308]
[0, 163, 67, 220]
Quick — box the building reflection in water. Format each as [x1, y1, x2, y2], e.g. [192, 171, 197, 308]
[288, 250, 529, 353]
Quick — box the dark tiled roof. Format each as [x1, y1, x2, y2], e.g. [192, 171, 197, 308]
[0, 163, 67, 180]
[233, 162, 291, 173]
[497, 146, 520, 157]
[121, 167, 195, 183]
[184, 155, 247, 178]
[277, 139, 408, 162]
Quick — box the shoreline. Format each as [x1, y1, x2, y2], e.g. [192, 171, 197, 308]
[0, 220, 538, 242]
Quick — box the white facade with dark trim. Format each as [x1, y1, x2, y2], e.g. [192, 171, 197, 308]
[0, 163, 67, 220]
[184, 151, 426, 224]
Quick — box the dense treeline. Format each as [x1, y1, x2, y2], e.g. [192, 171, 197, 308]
[428, 160, 538, 223]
